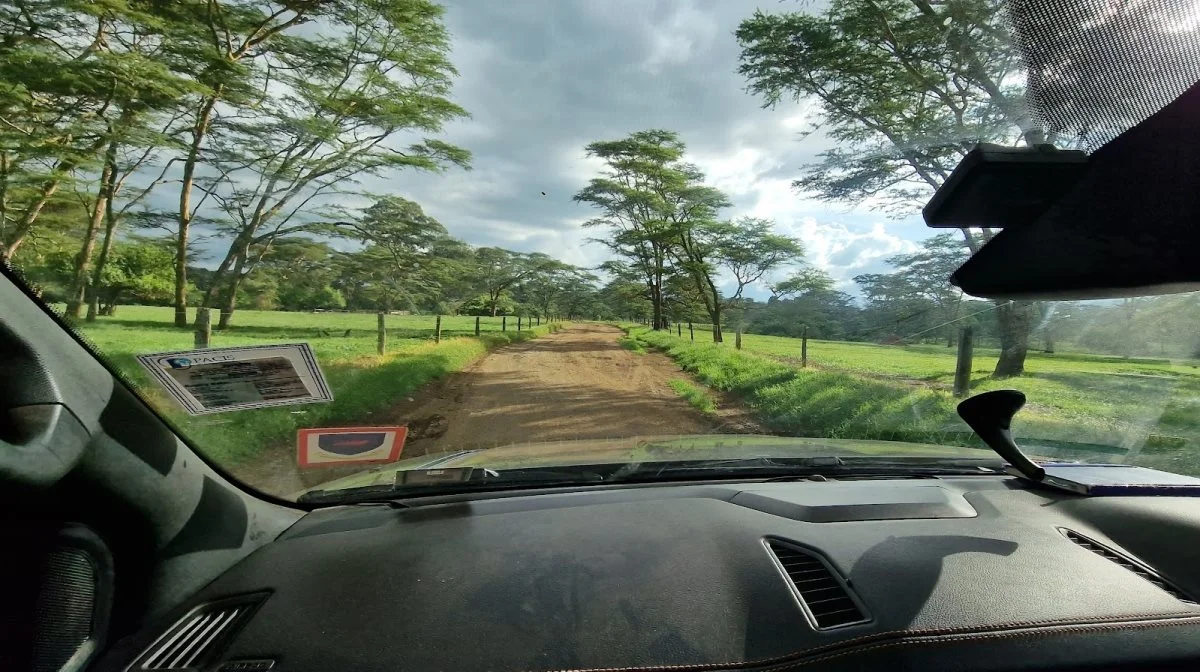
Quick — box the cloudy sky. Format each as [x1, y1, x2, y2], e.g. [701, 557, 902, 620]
[355, 0, 932, 297]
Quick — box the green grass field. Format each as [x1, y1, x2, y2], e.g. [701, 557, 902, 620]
[629, 326, 1200, 475]
[69, 306, 562, 465]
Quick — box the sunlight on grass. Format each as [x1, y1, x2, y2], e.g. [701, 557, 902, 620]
[668, 379, 717, 414]
[628, 326, 1200, 475]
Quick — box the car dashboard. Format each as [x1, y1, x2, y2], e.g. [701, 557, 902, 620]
[96, 475, 1200, 672]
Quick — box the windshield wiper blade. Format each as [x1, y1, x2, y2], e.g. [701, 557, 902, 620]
[298, 466, 607, 505]
[610, 455, 1002, 482]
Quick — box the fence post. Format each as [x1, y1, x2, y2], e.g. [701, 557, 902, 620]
[475, 315, 481, 336]
[194, 307, 211, 349]
[801, 325, 808, 368]
[953, 326, 975, 398]
[688, 321, 694, 342]
[435, 314, 442, 343]
[735, 327, 742, 350]
[376, 312, 386, 355]
[502, 316, 507, 332]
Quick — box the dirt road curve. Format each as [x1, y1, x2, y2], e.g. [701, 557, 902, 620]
[394, 323, 716, 456]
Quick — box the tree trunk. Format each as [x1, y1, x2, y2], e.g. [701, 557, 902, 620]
[175, 93, 221, 328]
[85, 155, 121, 323]
[66, 160, 115, 319]
[1043, 327, 1055, 354]
[712, 305, 723, 343]
[650, 280, 665, 330]
[196, 235, 247, 329]
[216, 261, 246, 328]
[993, 300, 1034, 378]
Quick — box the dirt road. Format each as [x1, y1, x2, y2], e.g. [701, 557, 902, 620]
[390, 323, 719, 456]
[245, 324, 744, 496]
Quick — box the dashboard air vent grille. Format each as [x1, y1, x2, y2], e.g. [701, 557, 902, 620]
[766, 540, 869, 629]
[1060, 529, 1194, 604]
[134, 593, 268, 670]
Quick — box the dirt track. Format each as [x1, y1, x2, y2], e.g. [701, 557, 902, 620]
[390, 323, 719, 456]
[246, 323, 747, 496]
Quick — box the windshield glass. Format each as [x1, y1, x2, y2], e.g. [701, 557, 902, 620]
[4, 0, 1200, 501]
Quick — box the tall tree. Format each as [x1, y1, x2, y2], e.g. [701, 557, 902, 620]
[675, 217, 803, 341]
[771, 267, 834, 300]
[881, 233, 970, 345]
[736, 0, 1042, 376]
[467, 247, 563, 317]
[336, 196, 458, 314]
[520, 265, 597, 319]
[575, 130, 729, 330]
[156, 0, 322, 327]
[192, 0, 471, 329]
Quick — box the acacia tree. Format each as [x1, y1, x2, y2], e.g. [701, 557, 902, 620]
[0, 0, 172, 262]
[334, 196, 462, 314]
[467, 247, 564, 317]
[771, 267, 833, 300]
[882, 233, 970, 345]
[193, 0, 470, 329]
[575, 130, 728, 330]
[675, 217, 803, 342]
[736, 0, 1042, 376]
[155, 0, 324, 327]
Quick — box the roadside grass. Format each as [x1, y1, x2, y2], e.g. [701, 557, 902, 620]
[618, 334, 647, 353]
[668, 379, 717, 414]
[627, 326, 1200, 475]
[69, 305, 564, 464]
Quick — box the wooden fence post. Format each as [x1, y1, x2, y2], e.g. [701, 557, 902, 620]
[953, 326, 975, 398]
[377, 312, 386, 355]
[801, 325, 808, 368]
[194, 308, 211, 349]
[688, 321, 694, 342]
[502, 316, 507, 331]
[475, 315, 481, 336]
[435, 314, 442, 343]
[735, 327, 742, 350]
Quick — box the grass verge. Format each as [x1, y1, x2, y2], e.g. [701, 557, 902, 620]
[668, 379, 717, 414]
[624, 326, 1200, 474]
[74, 311, 565, 465]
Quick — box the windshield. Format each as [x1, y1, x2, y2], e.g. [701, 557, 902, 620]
[4, 0, 1200, 501]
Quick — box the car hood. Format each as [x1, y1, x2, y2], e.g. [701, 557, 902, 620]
[307, 434, 996, 493]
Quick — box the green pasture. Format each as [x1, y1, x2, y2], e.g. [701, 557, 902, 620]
[68, 305, 562, 465]
[629, 326, 1200, 475]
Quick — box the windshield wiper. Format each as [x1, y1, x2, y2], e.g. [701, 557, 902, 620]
[298, 456, 1004, 505]
[298, 466, 607, 505]
[610, 455, 1003, 482]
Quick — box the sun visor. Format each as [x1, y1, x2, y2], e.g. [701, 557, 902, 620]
[946, 80, 1200, 299]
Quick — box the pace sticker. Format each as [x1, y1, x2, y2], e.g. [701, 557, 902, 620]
[136, 343, 333, 415]
[296, 426, 408, 467]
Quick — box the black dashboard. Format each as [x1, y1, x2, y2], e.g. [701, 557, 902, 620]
[98, 476, 1200, 672]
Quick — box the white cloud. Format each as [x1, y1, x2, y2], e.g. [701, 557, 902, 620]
[784, 217, 918, 284]
[640, 5, 719, 73]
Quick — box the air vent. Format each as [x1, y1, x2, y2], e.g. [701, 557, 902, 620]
[1060, 529, 1195, 604]
[766, 539, 869, 629]
[133, 593, 268, 670]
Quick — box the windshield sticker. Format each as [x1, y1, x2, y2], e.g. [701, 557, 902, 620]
[137, 343, 333, 415]
[297, 426, 408, 467]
